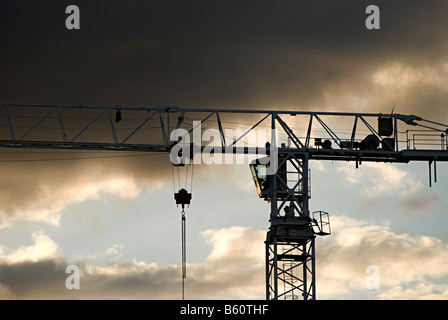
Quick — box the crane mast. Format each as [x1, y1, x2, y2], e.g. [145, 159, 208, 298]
[0, 103, 447, 300]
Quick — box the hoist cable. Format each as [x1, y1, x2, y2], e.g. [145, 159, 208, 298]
[171, 161, 194, 300]
[171, 165, 176, 194]
[190, 163, 194, 194]
[181, 208, 187, 300]
[185, 164, 189, 189]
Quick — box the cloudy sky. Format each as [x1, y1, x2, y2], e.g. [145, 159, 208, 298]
[1, 0, 448, 300]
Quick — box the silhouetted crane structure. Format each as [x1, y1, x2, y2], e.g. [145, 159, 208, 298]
[1, 103, 447, 300]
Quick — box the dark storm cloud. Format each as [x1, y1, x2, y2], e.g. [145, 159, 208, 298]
[1, 0, 447, 110]
[0, 259, 67, 298]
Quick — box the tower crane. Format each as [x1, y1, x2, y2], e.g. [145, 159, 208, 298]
[0, 103, 447, 300]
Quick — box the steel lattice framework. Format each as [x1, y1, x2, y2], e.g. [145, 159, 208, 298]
[1, 103, 447, 300]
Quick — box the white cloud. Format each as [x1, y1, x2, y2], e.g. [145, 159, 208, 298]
[0, 226, 266, 299]
[317, 215, 448, 299]
[372, 62, 448, 91]
[105, 244, 124, 257]
[336, 162, 439, 214]
[311, 161, 327, 173]
[202, 226, 265, 264]
[337, 162, 409, 193]
[0, 230, 62, 264]
[376, 282, 448, 300]
[0, 173, 142, 229]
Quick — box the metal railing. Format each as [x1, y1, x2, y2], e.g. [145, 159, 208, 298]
[406, 130, 448, 150]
